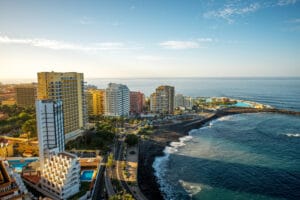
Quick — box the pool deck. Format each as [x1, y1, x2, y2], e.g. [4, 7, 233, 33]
[79, 157, 101, 168]
[4, 157, 39, 161]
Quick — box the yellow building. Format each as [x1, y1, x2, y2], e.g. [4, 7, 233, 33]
[1, 99, 16, 106]
[86, 89, 105, 116]
[0, 138, 14, 158]
[15, 84, 37, 107]
[37, 72, 87, 135]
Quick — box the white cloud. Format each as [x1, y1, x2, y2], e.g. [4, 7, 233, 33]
[204, 1, 298, 23]
[284, 18, 300, 32]
[277, 0, 297, 6]
[287, 18, 300, 23]
[159, 40, 200, 50]
[0, 35, 140, 51]
[197, 38, 215, 42]
[204, 3, 261, 23]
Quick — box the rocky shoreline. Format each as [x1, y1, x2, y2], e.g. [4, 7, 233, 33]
[137, 107, 300, 200]
[137, 115, 218, 200]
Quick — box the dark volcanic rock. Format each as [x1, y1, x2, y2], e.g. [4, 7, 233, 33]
[138, 139, 165, 200]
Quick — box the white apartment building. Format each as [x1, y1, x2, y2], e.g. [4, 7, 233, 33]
[175, 94, 185, 108]
[175, 94, 194, 110]
[35, 100, 80, 199]
[105, 83, 130, 116]
[36, 100, 65, 167]
[40, 152, 80, 200]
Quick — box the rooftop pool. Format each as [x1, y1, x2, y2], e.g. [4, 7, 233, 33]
[7, 159, 38, 173]
[80, 170, 94, 181]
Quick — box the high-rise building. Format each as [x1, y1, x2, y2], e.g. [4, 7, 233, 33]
[175, 94, 185, 108]
[150, 85, 175, 114]
[36, 100, 65, 167]
[35, 100, 80, 200]
[15, 84, 37, 107]
[184, 96, 193, 109]
[105, 83, 130, 116]
[86, 89, 105, 116]
[37, 72, 87, 138]
[130, 91, 144, 114]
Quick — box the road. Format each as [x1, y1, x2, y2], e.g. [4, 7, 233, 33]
[92, 156, 107, 200]
[105, 135, 148, 200]
[114, 139, 142, 199]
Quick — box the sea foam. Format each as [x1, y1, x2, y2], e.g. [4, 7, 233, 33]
[179, 180, 202, 197]
[285, 133, 300, 138]
[153, 134, 194, 199]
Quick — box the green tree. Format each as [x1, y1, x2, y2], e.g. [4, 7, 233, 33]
[107, 153, 114, 167]
[22, 119, 37, 138]
[109, 192, 134, 200]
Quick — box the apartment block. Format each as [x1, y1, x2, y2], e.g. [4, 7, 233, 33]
[86, 89, 105, 116]
[105, 83, 130, 116]
[150, 85, 175, 114]
[15, 84, 37, 107]
[130, 91, 145, 114]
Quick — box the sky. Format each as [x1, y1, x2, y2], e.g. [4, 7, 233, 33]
[0, 0, 300, 80]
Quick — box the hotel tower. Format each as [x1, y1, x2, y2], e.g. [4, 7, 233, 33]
[36, 100, 65, 167]
[37, 72, 87, 140]
[35, 99, 80, 199]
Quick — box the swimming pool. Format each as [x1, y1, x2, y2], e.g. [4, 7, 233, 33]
[8, 159, 37, 173]
[80, 170, 94, 181]
[233, 101, 252, 107]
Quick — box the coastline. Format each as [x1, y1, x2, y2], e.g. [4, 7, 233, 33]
[137, 107, 300, 200]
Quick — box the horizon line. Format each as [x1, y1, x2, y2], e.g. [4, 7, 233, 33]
[1, 76, 300, 84]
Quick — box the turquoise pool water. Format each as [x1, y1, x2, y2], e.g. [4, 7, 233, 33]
[80, 170, 94, 181]
[233, 101, 252, 107]
[8, 159, 37, 173]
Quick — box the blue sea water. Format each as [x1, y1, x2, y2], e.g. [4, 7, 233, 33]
[153, 114, 300, 200]
[87, 77, 300, 111]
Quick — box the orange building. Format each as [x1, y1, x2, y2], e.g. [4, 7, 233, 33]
[130, 91, 145, 114]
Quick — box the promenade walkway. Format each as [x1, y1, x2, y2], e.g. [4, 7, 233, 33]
[124, 145, 148, 200]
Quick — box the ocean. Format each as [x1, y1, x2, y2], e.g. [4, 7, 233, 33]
[144, 77, 300, 200]
[86, 77, 300, 111]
